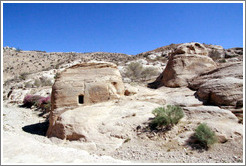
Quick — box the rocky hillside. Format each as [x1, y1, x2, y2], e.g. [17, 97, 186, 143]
[3, 47, 134, 82]
[3, 43, 242, 82]
[136, 42, 243, 65]
[2, 42, 244, 164]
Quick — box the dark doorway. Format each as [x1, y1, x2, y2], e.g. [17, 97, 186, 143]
[78, 95, 84, 104]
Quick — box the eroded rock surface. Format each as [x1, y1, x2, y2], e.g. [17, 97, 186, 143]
[189, 62, 243, 107]
[47, 62, 124, 138]
[225, 47, 243, 58]
[148, 42, 217, 88]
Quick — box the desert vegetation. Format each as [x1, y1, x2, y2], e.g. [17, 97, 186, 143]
[34, 77, 53, 87]
[2, 43, 243, 163]
[22, 95, 51, 114]
[194, 123, 217, 149]
[208, 49, 222, 61]
[149, 105, 184, 130]
[123, 62, 159, 81]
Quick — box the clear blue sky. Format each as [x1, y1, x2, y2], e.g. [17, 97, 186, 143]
[3, 3, 244, 55]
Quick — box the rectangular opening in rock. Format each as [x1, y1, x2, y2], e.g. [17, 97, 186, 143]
[78, 95, 84, 104]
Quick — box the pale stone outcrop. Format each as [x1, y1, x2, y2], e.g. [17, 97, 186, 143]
[148, 42, 217, 88]
[47, 62, 124, 138]
[189, 62, 243, 107]
[206, 44, 225, 59]
[225, 47, 243, 58]
[124, 84, 138, 96]
[183, 106, 242, 143]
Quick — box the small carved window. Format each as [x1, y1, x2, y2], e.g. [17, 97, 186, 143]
[78, 95, 84, 104]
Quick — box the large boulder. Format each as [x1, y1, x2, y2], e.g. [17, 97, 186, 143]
[148, 42, 217, 88]
[47, 62, 125, 137]
[189, 62, 243, 107]
[172, 42, 209, 55]
[182, 106, 242, 143]
[46, 100, 161, 151]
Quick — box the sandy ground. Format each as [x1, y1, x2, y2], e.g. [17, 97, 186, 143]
[2, 94, 243, 164]
[2, 104, 128, 164]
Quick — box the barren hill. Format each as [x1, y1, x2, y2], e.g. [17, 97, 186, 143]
[3, 47, 134, 82]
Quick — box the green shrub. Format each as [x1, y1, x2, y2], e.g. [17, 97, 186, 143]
[149, 105, 184, 130]
[194, 123, 217, 148]
[42, 101, 51, 112]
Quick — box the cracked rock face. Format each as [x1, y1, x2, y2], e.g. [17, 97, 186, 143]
[47, 62, 124, 138]
[148, 42, 217, 88]
[189, 62, 243, 107]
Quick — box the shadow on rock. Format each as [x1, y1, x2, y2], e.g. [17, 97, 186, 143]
[19, 104, 31, 108]
[185, 134, 208, 152]
[22, 121, 49, 136]
[135, 118, 172, 139]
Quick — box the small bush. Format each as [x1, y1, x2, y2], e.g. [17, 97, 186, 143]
[40, 77, 53, 86]
[23, 95, 51, 112]
[194, 123, 217, 149]
[34, 77, 53, 87]
[37, 96, 51, 112]
[149, 105, 184, 130]
[23, 95, 42, 108]
[125, 62, 143, 79]
[208, 49, 221, 61]
[124, 62, 159, 81]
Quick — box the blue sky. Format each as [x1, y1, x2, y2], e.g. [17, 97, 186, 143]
[3, 3, 244, 55]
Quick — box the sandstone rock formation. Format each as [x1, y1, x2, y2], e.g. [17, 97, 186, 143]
[189, 62, 243, 107]
[183, 106, 242, 143]
[124, 84, 138, 96]
[225, 47, 243, 58]
[148, 42, 217, 88]
[206, 45, 225, 60]
[47, 62, 124, 138]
